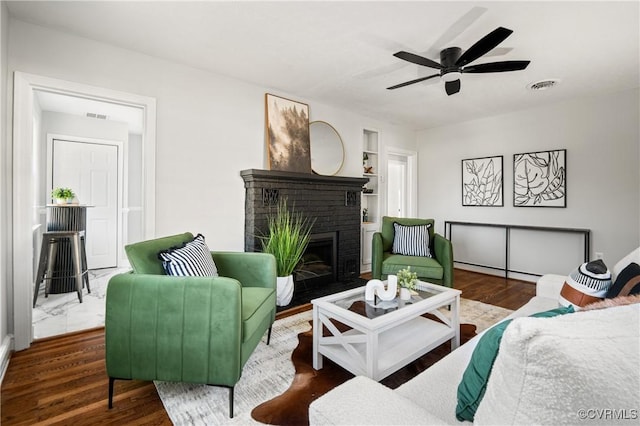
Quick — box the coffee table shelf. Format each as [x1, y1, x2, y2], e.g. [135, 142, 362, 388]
[312, 281, 461, 381]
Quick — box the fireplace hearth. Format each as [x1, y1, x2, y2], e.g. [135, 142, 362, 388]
[241, 169, 368, 282]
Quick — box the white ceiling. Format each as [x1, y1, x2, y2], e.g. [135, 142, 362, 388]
[35, 91, 145, 134]
[8, 1, 640, 130]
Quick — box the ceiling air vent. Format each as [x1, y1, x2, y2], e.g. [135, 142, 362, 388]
[86, 112, 107, 119]
[527, 79, 560, 91]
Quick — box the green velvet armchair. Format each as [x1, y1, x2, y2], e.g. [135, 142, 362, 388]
[372, 217, 454, 288]
[105, 232, 277, 418]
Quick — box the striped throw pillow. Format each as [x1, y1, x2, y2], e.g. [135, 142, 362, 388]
[158, 233, 218, 277]
[392, 222, 432, 257]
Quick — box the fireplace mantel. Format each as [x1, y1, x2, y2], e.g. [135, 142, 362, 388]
[241, 169, 369, 282]
[240, 169, 368, 186]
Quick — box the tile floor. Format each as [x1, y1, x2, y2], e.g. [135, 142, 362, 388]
[32, 267, 128, 339]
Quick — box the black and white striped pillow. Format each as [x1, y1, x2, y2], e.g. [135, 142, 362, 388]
[158, 234, 218, 277]
[392, 223, 432, 257]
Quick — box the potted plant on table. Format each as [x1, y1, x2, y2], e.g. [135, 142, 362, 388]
[260, 198, 314, 306]
[397, 267, 418, 300]
[51, 187, 75, 204]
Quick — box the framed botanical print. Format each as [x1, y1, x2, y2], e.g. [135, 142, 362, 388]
[265, 93, 312, 173]
[462, 155, 503, 206]
[513, 149, 566, 207]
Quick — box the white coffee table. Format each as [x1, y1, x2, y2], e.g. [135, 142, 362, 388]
[312, 280, 461, 381]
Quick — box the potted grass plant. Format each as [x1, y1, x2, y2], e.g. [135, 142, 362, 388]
[260, 198, 314, 306]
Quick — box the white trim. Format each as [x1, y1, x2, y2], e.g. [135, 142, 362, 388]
[0, 334, 13, 385]
[12, 71, 156, 350]
[47, 134, 125, 268]
[12, 72, 35, 352]
[385, 147, 418, 218]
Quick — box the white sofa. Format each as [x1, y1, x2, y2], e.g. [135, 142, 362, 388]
[309, 248, 640, 425]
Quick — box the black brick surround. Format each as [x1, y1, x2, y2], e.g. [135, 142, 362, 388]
[241, 169, 369, 281]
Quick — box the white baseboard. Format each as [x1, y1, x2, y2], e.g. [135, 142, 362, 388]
[0, 334, 14, 385]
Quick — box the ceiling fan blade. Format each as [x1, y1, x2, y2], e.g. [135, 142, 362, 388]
[463, 60, 531, 73]
[455, 27, 513, 67]
[424, 6, 488, 58]
[484, 47, 514, 58]
[445, 79, 461, 96]
[387, 74, 440, 90]
[393, 51, 443, 70]
[353, 34, 413, 79]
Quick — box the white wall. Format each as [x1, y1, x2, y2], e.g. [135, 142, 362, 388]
[418, 88, 640, 277]
[42, 110, 129, 145]
[2, 18, 416, 346]
[8, 19, 415, 250]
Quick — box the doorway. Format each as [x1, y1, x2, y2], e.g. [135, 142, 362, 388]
[386, 148, 417, 218]
[12, 72, 157, 350]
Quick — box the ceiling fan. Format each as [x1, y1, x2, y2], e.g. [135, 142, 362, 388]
[387, 27, 530, 95]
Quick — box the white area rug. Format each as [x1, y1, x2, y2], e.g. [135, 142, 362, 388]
[155, 298, 514, 425]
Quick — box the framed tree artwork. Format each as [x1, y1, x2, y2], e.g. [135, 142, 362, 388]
[265, 93, 312, 173]
[513, 149, 566, 207]
[461, 155, 503, 206]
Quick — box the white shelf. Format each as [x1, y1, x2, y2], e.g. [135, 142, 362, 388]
[362, 128, 380, 272]
[318, 317, 452, 379]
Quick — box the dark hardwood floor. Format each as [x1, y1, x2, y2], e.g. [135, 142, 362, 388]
[1, 269, 535, 425]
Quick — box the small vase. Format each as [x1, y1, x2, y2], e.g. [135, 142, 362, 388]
[399, 287, 411, 301]
[276, 275, 294, 306]
[55, 198, 66, 205]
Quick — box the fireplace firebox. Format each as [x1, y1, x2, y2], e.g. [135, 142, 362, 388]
[296, 232, 338, 286]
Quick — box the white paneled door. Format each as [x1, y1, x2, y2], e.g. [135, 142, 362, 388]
[52, 139, 118, 269]
[387, 154, 408, 217]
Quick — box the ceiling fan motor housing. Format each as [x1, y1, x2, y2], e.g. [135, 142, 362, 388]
[440, 47, 462, 67]
[440, 47, 463, 81]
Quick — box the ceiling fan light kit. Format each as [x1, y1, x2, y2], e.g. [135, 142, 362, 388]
[388, 26, 531, 96]
[441, 72, 462, 83]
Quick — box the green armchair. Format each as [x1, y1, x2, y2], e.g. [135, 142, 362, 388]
[105, 232, 277, 418]
[372, 217, 454, 288]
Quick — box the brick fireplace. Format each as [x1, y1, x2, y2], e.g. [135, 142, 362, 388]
[241, 169, 368, 283]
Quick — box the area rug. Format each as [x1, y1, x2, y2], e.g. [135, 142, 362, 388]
[155, 299, 513, 425]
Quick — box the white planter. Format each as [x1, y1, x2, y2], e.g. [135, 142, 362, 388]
[399, 287, 412, 301]
[276, 275, 294, 306]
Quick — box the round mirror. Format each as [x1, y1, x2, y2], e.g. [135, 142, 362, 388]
[309, 121, 345, 176]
